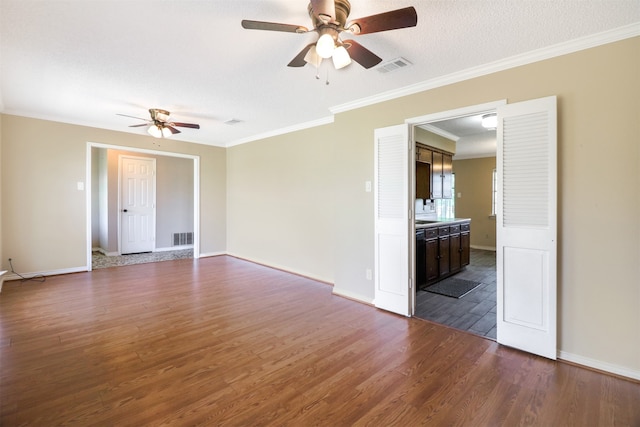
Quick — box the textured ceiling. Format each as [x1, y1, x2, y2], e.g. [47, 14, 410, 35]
[1, 1, 639, 148]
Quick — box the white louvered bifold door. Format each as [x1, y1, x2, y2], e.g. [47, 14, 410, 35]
[496, 96, 557, 359]
[374, 125, 411, 316]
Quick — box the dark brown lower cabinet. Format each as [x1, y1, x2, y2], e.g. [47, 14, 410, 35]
[418, 220, 471, 288]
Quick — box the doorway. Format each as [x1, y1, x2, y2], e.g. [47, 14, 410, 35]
[409, 103, 501, 338]
[86, 142, 200, 270]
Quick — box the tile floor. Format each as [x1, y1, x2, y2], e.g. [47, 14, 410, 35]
[92, 249, 193, 269]
[415, 248, 497, 339]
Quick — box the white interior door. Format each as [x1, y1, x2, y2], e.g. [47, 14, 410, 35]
[120, 155, 156, 254]
[496, 96, 557, 359]
[374, 124, 412, 316]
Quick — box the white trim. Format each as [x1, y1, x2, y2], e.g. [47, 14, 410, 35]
[227, 115, 335, 147]
[198, 251, 226, 258]
[225, 252, 333, 284]
[470, 245, 497, 251]
[558, 350, 640, 382]
[332, 287, 374, 305]
[331, 23, 640, 115]
[3, 267, 88, 282]
[0, 270, 7, 293]
[154, 245, 194, 252]
[406, 100, 507, 126]
[418, 124, 460, 142]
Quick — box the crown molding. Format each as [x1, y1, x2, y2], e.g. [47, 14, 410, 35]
[226, 115, 335, 147]
[330, 23, 640, 115]
[418, 124, 460, 142]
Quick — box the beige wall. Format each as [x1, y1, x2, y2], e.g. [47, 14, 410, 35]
[0, 115, 226, 273]
[415, 127, 456, 153]
[453, 157, 496, 250]
[226, 130, 335, 283]
[227, 37, 640, 375]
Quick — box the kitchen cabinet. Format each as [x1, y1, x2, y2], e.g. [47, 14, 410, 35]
[415, 229, 425, 286]
[424, 228, 439, 283]
[416, 144, 452, 199]
[415, 161, 431, 200]
[417, 220, 471, 288]
[432, 151, 453, 199]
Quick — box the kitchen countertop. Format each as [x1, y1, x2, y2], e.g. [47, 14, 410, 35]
[415, 218, 471, 229]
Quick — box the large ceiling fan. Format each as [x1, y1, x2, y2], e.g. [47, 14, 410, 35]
[117, 108, 200, 138]
[241, 0, 417, 70]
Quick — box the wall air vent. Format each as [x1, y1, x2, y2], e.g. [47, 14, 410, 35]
[173, 232, 194, 246]
[376, 57, 412, 74]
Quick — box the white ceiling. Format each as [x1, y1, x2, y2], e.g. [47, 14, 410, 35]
[1, 1, 639, 148]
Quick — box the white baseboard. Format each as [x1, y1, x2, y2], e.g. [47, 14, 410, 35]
[332, 286, 374, 305]
[2, 266, 88, 283]
[197, 251, 226, 258]
[154, 245, 193, 252]
[558, 350, 640, 382]
[225, 252, 333, 285]
[0, 270, 7, 293]
[93, 248, 119, 256]
[471, 245, 496, 251]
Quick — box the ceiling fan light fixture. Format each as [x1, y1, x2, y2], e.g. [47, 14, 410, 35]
[147, 124, 163, 138]
[316, 33, 335, 58]
[482, 113, 497, 129]
[161, 126, 173, 138]
[304, 45, 323, 67]
[332, 45, 351, 69]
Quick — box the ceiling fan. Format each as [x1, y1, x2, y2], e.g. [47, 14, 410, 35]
[241, 0, 417, 70]
[117, 108, 200, 138]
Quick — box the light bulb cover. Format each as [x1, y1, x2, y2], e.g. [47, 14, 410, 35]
[147, 125, 163, 138]
[482, 113, 497, 129]
[161, 126, 173, 138]
[315, 33, 335, 59]
[332, 45, 351, 69]
[304, 45, 323, 68]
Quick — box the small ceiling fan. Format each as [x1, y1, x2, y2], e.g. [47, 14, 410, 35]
[117, 108, 200, 138]
[241, 0, 417, 70]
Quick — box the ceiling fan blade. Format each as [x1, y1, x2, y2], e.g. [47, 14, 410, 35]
[117, 113, 149, 121]
[309, 0, 336, 23]
[241, 20, 308, 33]
[288, 43, 315, 67]
[343, 39, 382, 69]
[171, 122, 200, 129]
[129, 123, 149, 128]
[165, 125, 181, 135]
[347, 6, 417, 35]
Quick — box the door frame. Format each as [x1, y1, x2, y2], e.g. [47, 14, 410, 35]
[405, 100, 506, 315]
[85, 142, 201, 270]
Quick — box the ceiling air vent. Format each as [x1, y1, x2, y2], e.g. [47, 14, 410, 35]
[376, 57, 412, 74]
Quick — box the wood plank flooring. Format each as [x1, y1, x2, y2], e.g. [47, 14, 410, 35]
[1, 256, 639, 426]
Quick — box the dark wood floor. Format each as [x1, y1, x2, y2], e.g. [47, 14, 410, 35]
[1, 256, 639, 426]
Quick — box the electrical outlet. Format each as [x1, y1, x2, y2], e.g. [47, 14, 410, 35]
[366, 269, 372, 280]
